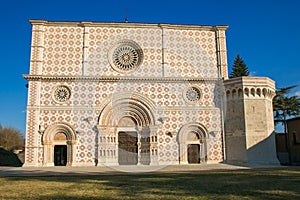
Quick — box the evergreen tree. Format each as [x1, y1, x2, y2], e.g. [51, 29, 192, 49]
[229, 54, 249, 78]
[273, 85, 300, 134]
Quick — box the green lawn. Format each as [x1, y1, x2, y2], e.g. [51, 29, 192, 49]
[0, 169, 300, 199]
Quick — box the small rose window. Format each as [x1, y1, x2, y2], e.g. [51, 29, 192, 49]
[184, 86, 201, 104]
[53, 85, 71, 103]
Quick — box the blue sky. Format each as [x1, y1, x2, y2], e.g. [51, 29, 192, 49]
[0, 0, 299, 135]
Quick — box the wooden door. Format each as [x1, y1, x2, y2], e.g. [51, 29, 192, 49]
[54, 145, 67, 166]
[188, 144, 200, 164]
[118, 132, 138, 165]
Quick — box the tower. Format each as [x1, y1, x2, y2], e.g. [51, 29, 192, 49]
[224, 77, 279, 164]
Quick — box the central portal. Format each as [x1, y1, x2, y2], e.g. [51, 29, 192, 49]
[118, 131, 138, 165]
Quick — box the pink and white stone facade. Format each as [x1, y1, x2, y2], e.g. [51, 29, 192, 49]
[24, 20, 277, 167]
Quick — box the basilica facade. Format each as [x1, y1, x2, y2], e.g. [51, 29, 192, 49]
[23, 20, 278, 167]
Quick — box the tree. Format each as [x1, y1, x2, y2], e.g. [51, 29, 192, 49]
[273, 85, 300, 134]
[0, 125, 24, 151]
[229, 54, 249, 78]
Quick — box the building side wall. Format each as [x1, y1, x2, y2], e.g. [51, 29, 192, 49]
[224, 90, 247, 162]
[287, 119, 300, 163]
[244, 99, 272, 148]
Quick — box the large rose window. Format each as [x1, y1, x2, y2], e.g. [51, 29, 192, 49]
[108, 40, 143, 73]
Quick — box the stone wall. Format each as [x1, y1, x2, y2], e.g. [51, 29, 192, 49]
[224, 77, 279, 164]
[24, 20, 228, 166]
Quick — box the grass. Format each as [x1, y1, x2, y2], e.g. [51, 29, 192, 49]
[0, 169, 300, 199]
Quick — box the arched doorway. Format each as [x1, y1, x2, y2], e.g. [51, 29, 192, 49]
[177, 123, 208, 164]
[42, 122, 77, 166]
[97, 92, 157, 165]
[53, 132, 68, 166]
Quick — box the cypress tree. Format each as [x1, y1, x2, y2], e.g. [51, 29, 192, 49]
[229, 54, 249, 78]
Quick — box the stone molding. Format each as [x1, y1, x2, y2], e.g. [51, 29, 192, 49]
[223, 76, 275, 87]
[23, 74, 220, 83]
[98, 92, 157, 127]
[177, 122, 209, 164]
[26, 105, 221, 111]
[177, 122, 209, 143]
[29, 20, 228, 31]
[224, 76, 276, 100]
[43, 122, 77, 142]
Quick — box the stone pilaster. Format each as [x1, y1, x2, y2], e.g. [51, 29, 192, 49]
[149, 126, 159, 165]
[215, 26, 228, 79]
[29, 20, 45, 75]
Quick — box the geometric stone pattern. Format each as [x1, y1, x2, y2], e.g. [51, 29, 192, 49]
[24, 21, 228, 166]
[42, 26, 83, 76]
[23, 20, 276, 167]
[163, 29, 218, 78]
[36, 80, 224, 165]
[84, 27, 219, 78]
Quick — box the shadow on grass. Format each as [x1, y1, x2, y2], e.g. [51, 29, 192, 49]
[1, 169, 300, 199]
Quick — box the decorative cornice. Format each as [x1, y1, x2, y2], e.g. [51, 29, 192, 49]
[29, 20, 228, 31]
[223, 76, 276, 100]
[23, 74, 220, 83]
[223, 76, 275, 88]
[27, 105, 220, 111]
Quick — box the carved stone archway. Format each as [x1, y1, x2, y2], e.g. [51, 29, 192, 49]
[42, 122, 77, 166]
[177, 123, 208, 164]
[97, 92, 158, 165]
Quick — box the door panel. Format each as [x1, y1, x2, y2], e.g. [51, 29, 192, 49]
[188, 144, 200, 164]
[54, 145, 67, 166]
[118, 132, 138, 165]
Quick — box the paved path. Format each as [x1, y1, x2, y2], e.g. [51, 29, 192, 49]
[0, 163, 291, 176]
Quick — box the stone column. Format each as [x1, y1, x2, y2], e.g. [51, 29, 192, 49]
[200, 139, 206, 163]
[97, 126, 108, 165]
[149, 126, 159, 165]
[137, 126, 142, 165]
[43, 141, 54, 167]
[215, 26, 228, 79]
[66, 140, 77, 166]
[179, 143, 189, 164]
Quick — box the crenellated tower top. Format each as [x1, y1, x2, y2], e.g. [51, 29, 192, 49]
[224, 76, 276, 101]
